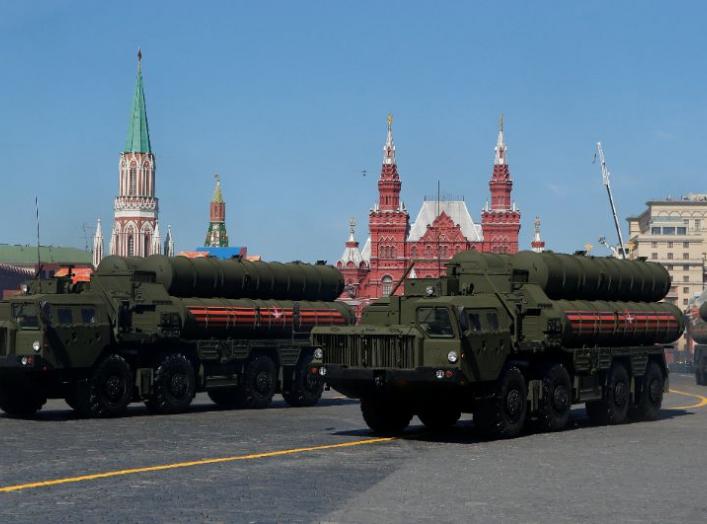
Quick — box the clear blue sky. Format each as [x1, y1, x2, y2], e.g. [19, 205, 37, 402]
[1, 1, 706, 263]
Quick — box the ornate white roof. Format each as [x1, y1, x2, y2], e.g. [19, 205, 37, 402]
[407, 200, 483, 242]
[361, 237, 371, 263]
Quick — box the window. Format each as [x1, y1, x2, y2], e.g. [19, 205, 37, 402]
[683, 287, 690, 294]
[677, 227, 687, 235]
[683, 242, 690, 248]
[651, 227, 661, 235]
[695, 219, 701, 230]
[11, 303, 39, 329]
[683, 253, 689, 260]
[416, 307, 454, 337]
[144, 234, 150, 256]
[411, 246, 416, 258]
[651, 242, 658, 248]
[129, 167, 136, 195]
[381, 275, 393, 296]
[485, 311, 500, 331]
[651, 253, 658, 260]
[667, 253, 673, 260]
[668, 241, 673, 248]
[466, 312, 482, 332]
[57, 308, 73, 325]
[127, 235, 135, 256]
[684, 275, 689, 282]
[666, 265, 673, 270]
[81, 308, 96, 324]
[663, 227, 676, 235]
[683, 298, 689, 305]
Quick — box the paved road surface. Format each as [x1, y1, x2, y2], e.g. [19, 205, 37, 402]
[0, 373, 705, 523]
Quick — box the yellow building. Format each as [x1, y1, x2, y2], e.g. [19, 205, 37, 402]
[627, 194, 707, 354]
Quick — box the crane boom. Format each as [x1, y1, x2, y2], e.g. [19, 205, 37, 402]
[596, 142, 626, 259]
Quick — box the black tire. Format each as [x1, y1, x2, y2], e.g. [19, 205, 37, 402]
[537, 363, 572, 432]
[585, 362, 629, 425]
[145, 353, 196, 414]
[233, 355, 277, 409]
[282, 363, 324, 407]
[417, 405, 461, 431]
[75, 354, 133, 418]
[631, 361, 664, 421]
[0, 383, 46, 418]
[474, 366, 528, 439]
[360, 397, 412, 435]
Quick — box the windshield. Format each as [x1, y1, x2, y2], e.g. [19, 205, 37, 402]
[11, 303, 40, 329]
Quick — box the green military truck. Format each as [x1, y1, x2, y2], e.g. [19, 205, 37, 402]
[311, 251, 684, 438]
[685, 292, 707, 385]
[0, 255, 354, 418]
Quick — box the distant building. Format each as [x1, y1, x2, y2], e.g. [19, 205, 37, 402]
[531, 216, 546, 253]
[337, 114, 522, 310]
[204, 175, 230, 248]
[0, 244, 92, 298]
[627, 193, 707, 357]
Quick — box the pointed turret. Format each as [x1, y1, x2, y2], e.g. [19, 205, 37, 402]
[92, 218, 104, 268]
[205, 174, 229, 247]
[152, 222, 162, 255]
[164, 225, 175, 257]
[531, 216, 546, 253]
[494, 113, 507, 165]
[125, 49, 152, 153]
[338, 218, 366, 268]
[377, 113, 402, 211]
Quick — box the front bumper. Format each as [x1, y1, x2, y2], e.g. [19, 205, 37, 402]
[321, 364, 465, 398]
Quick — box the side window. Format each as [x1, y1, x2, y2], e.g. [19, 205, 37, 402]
[466, 312, 482, 332]
[57, 308, 73, 325]
[417, 307, 455, 337]
[81, 308, 96, 324]
[485, 312, 499, 331]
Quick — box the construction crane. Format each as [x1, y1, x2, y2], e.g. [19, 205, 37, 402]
[595, 143, 626, 259]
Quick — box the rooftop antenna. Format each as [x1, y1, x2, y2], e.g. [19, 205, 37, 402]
[594, 143, 626, 259]
[437, 180, 441, 277]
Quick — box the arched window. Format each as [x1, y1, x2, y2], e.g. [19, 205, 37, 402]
[143, 163, 150, 195]
[127, 234, 135, 256]
[382, 275, 393, 296]
[411, 246, 417, 258]
[390, 246, 395, 259]
[129, 164, 137, 196]
[144, 233, 150, 256]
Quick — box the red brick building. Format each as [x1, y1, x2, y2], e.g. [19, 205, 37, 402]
[337, 115, 521, 309]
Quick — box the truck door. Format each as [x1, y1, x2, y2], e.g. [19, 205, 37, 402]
[415, 306, 459, 368]
[462, 309, 510, 382]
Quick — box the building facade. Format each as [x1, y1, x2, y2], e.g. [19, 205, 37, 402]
[627, 194, 707, 356]
[337, 115, 522, 306]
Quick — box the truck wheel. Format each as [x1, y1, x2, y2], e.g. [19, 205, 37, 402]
[417, 406, 461, 431]
[585, 362, 629, 425]
[234, 355, 277, 409]
[360, 397, 412, 435]
[282, 363, 324, 407]
[75, 354, 133, 418]
[145, 354, 196, 414]
[537, 363, 572, 432]
[474, 366, 527, 439]
[631, 361, 664, 421]
[0, 383, 46, 418]
[697, 360, 706, 386]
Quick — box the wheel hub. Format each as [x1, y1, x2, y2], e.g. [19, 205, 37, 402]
[255, 371, 272, 395]
[506, 389, 522, 418]
[170, 373, 187, 397]
[613, 381, 627, 407]
[104, 375, 124, 401]
[552, 385, 569, 411]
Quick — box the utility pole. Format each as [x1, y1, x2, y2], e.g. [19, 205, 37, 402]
[595, 143, 626, 259]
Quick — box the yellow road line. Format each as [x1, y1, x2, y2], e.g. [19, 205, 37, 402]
[0, 437, 396, 494]
[668, 388, 707, 410]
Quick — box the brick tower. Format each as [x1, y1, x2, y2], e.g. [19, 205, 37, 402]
[481, 114, 521, 253]
[110, 49, 160, 257]
[205, 174, 229, 247]
[367, 114, 410, 296]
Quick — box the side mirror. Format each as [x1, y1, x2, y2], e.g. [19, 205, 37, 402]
[40, 301, 52, 327]
[457, 306, 469, 332]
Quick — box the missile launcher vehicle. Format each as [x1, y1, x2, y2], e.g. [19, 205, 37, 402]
[685, 291, 707, 385]
[0, 255, 354, 418]
[311, 251, 684, 438]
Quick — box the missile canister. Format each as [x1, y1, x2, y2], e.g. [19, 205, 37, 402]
[553, 299, 684, 347]
[97, 255, 344, 301]
[179, 298, 354, 338]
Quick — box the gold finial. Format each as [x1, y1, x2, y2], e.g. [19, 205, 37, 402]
[499, 113, 504, 133]
[349, 217, 357, 231]
[214, 173, 220, 184]
[137, 48, 142, 63]
[387, 113, 393, 128]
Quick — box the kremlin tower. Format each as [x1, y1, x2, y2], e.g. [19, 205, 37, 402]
[531, 216, 546, 253]
[109, 50, 161, 257]
[480, 115, 521, 254]
[204, 175, 229, 247]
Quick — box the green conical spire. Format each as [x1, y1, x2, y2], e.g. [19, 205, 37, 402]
[124, 49, 152, 153]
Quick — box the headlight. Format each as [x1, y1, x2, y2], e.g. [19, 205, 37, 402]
[425, 286, 435, 296]
[447, 351, 458, 363]
[313, 347, 324, 360]
[32, 340, 41, 352]
[319, 366, 327, 376]
[20, 283, 28, 294]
